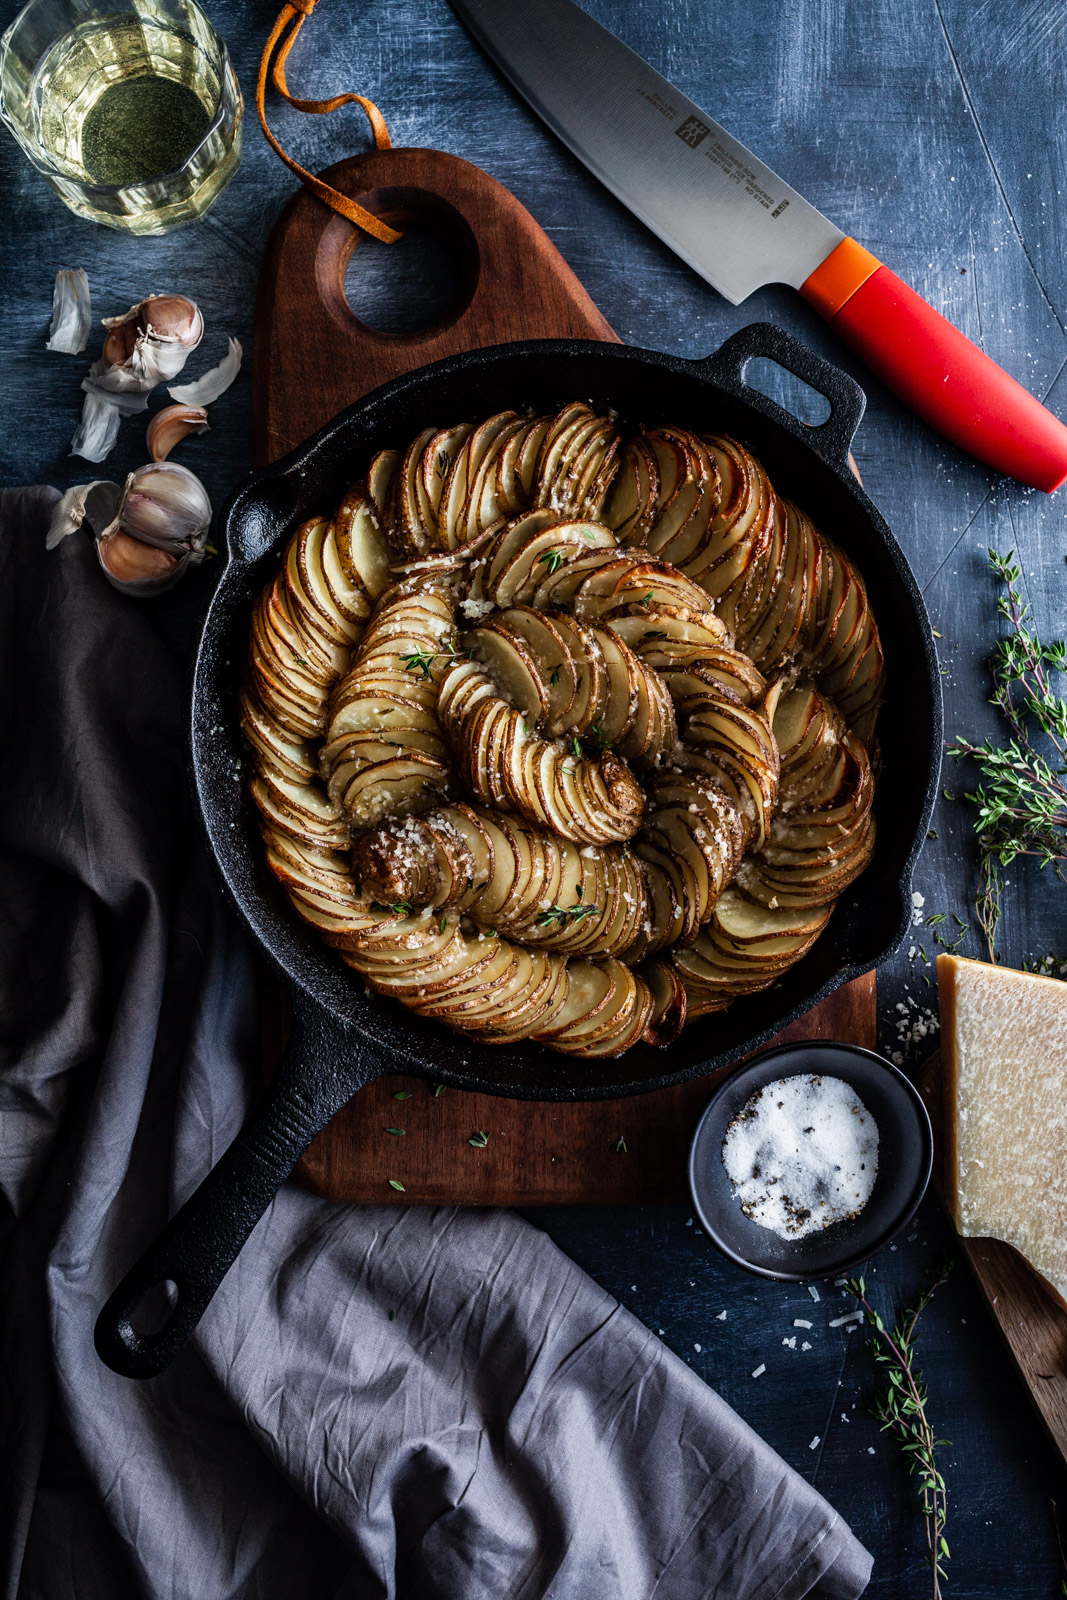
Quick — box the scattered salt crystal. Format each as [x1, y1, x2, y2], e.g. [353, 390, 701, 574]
[782, 1336, 796, 1349]
[716, 1310, 728, 1321]
[867, 1446, 876, 1455]
[808, 1285, 820, 1302]
[721, 1076, 879, 1239]
[793, 1319, 812, 1329]
[693, 1343, 702, 1353]
[840, 1413, 849, 1423]
[751, 1364, 766, 1378]
[809, 1436, 821, 1451]
[801, 1341, 812, 1350]
[829, 1311, 864, 1328]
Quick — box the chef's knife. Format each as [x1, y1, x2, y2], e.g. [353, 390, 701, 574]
[451, 0, 1067, 491]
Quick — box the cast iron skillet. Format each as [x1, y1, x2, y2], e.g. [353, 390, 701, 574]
[94, 323, 942, 1378]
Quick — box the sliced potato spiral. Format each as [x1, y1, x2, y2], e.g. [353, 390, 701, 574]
[242, 404, 882, 1057]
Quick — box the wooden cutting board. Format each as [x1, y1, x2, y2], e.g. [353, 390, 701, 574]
[917, 1051, 1067, 1465]
[254, 144, 878, 1205]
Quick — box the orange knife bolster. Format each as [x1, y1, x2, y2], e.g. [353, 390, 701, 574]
[800, 237, 882, 320]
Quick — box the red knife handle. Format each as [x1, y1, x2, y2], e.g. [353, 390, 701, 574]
[800, 238, 1067, 491]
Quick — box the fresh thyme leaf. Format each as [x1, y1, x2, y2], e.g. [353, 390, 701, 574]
[847, 1263, 953, 1599]
[435, 449, 449, 477]
[432, 1083, 445, 1097]
[927, 829, 939, 840]
[536, 895, 600, 929]
[372, 900, 413, 917]
[388, 1178, 406, 1191]
[571, 736, 583, 758]
[538, 549, 564, 574]
[468, 1130, 489, 1148]
[439, 914, 448, 933]
[393, 1090, 412, 1100]
[388, 1309, 397, 1320]
[585, 716, 607, 754]
[640, 592, 654, 606]
[948, 549, 1067, 959]
[550, 665, 561, 686]
[386, 1127, 405, 1137]
[613, 1136, 628, 1153]
[401, 642, 464, 680]
[925, 913, 947, 927]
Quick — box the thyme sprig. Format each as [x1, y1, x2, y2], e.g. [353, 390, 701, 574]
[947, 550, 1067, 959]
[537, 882, 600, 930]
[401, 637, 466, 679]
[846, 1262, 953, 1599]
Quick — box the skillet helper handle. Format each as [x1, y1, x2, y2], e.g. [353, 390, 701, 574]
[701, 321, 866, 479]
[94, 1000, 381, 1380]
[800, 237, 1067, 492]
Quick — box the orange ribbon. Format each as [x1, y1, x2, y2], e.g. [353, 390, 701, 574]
[257, 0, 402, 243]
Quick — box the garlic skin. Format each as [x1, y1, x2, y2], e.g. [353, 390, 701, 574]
[46, 479, 120, 549]
[169, 336, 242, 408]
[147, 404, 210, 461]
[113, 461, 212, 554]
[46, 268, 91, 355]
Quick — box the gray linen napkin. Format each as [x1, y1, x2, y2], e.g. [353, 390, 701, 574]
[0, 487, 872, 1600]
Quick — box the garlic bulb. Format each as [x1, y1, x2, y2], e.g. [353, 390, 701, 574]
[71, 293, 204, 463]
[47, 460, 213, 597]
[114, 460, 212, 552]
[100, 294, 204, 382]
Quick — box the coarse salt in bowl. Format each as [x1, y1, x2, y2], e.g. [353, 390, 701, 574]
[688, 1042, 933, 1283]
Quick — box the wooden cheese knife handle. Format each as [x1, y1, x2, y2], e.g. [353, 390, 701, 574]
[801, 238, 1067, 492]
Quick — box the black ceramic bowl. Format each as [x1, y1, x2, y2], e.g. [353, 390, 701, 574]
[688, 1042, 933, 1283]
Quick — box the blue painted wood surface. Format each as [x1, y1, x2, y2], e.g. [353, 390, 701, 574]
[4, 0, 1067, 1590]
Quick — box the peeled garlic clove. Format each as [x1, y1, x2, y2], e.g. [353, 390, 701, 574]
[97, 531, 190, 597]
[147, 404, 209, 462]
[115, 460, 212, 553]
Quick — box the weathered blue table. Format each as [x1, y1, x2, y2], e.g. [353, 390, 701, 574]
[4, 0, 1067, 1590]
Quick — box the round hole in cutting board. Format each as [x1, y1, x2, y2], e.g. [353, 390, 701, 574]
[745, 357, 832, 427]
[344, 223, 466, 336]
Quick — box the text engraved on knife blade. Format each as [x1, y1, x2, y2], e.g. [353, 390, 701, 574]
[634, 89, 790, 217]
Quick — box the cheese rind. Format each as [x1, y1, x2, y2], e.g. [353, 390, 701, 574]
[938, 952, 1067, 1310]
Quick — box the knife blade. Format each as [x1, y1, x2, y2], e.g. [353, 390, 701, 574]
[452, 0, 1067, 492]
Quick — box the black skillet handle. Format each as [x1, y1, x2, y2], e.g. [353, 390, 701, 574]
[94, 994, 387, 1380]
[698, 322, 867, 479]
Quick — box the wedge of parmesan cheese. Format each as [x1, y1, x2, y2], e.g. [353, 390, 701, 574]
[938, 952, 1067, 1309]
